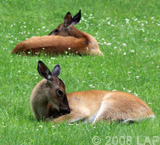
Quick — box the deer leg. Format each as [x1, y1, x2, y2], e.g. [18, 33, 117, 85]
[53, 111, 88, 124]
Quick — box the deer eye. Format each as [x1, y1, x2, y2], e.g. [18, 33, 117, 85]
[57, 89, 64, 97]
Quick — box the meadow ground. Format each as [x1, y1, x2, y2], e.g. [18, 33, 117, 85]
[0, 0, 160, 144]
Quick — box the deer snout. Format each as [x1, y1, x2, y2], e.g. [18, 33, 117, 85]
[60, 106, 71, 115]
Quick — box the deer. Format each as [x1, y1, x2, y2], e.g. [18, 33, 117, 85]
[30, 61, 155, 124]
[11, 10, 103, 56]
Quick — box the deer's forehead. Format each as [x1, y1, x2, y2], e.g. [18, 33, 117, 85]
[52, 76, 65, 86]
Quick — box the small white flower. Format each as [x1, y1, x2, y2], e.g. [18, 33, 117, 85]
[151, 17, 154, 20]
[136, 76, 139, 79]
[130, 50, 135, 53]
[122, 43, 127, 47]
[68, 47, 71, 50]
[123, 52, 127, 55]
[39, 125, 43, 128]
[128, 90, 131, 93]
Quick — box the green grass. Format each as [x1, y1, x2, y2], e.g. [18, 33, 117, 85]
[0, 0, 160, 144]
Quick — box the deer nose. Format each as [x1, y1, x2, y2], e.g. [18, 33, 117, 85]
[67, 108, 70, 114]
[60, 107, 70, 115]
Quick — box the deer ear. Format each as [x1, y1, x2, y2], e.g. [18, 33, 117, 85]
[52, 65, 60, 77]
[72, 10, 81, 25]
[64, 12, 72, 27]
[37, 61, 52, 80]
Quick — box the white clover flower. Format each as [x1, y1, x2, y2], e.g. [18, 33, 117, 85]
[123, 52, 127, 55]
[136, 76, 139, 79]
[122, 43, 127, 47]
[128, 90, 131, 93]
[134, 18, 138, 21]
[151, 17, 154, 20]
[39, 125, 43, 128]
[88, 72, 92, 75]
[103, 42, 107, 45]
[107, 43, 111, 46]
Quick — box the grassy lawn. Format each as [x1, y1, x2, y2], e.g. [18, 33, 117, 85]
[0, 0, 160, 144]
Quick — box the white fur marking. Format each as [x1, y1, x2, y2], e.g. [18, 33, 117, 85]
[92, 101, 105, 124]
[122, 115, 155, 123]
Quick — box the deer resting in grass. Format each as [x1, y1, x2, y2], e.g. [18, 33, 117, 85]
[30, 61, 155, 124]
[11, 10, 103, 56]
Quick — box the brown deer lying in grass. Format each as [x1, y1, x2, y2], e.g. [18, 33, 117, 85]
[30, 61, 155, 124]
[11, 10, 103, 56]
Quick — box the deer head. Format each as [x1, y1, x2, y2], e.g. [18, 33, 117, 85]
[37, 61, 70, 115]
[49, 10, 81, 37]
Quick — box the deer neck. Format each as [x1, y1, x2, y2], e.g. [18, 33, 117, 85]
[30, 80, 50, 120]
[69, 26, 90, 41]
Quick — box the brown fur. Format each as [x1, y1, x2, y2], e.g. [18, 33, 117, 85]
[31, 79, 154, 124]
[11, 10, 103, 56]
[53, 90, 154, 124]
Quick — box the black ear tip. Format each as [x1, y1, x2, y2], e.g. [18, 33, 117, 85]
[55, 64, 61, 69]
[38, 60, 43, 64]
[66, 12, 71, 15]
